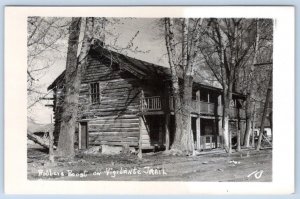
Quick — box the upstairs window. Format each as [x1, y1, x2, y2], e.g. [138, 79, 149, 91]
[90, 82, 100, 104]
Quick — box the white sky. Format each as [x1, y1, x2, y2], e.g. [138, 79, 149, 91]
[29, 18, 168, 124]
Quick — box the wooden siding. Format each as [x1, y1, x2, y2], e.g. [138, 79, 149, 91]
[51, 53, 146, 147]
[79, 55, 142, 147]
[50, 49, 247, 150]
[140, 116, 151, 148]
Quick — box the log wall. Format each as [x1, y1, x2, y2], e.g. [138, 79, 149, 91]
[52, 52, 160, 148]
[50, 50, 247, 150]
[81, 54, 144, 147]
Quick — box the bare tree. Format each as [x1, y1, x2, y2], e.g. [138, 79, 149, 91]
[27, 17, 71, 110]
[256, 70, 272, 150]
[241, 19, 273, 147]
[56, 17, 95, 157]
[200, 19, 257, 152]
[164, 18, 184, 153]
[164, 18, 203, 154]
[56, 17, 144, 157]
[27, 17, 71, 149]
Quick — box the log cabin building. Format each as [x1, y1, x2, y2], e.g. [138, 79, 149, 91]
[48, 42, 246, 152]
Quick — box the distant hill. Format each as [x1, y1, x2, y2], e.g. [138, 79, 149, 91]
[27, 120, 54, 133]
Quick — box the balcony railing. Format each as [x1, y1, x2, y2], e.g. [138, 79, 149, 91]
[169, 97, 215, 114]
[218, 106, 246, 118]
[140, 96, 245, 118]
[140, 96, 162, 111]
[198, 101, 215, 114]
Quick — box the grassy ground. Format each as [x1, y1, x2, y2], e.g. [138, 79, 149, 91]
[27, 145, 272, 181]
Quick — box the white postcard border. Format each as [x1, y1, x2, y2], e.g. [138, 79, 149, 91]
[4, 6, 295, 194]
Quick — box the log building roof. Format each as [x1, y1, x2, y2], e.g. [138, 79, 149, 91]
[48, 42, 245, 98]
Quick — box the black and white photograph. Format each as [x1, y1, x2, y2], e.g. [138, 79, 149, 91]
[4, 6, 295, 194]
[26, 16, 273, 181]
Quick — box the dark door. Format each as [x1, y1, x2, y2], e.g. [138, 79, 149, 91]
[80, 122, 88, 149]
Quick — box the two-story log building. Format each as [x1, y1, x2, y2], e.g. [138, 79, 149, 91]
[48, 42, 246, 152]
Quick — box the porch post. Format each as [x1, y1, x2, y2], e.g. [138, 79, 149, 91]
[251, 117, 256, 148]
[163, 81, 171, 151]
[159, 125, 163, 146]
[138, 89, 145, 159]
[196, 90, 201, 101]
[218, 118, 223, 148]
[217, 94, 223, 148]
[218, 94, 222, 114]
[218, 94, 223, 136]
[196, 89, 201, 150]
[208, 92, 210, 103]
[196, 116, 201, 150]
[236, 120, 241, 151]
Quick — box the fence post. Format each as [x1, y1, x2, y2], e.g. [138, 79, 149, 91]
[49, 131, 54, 163]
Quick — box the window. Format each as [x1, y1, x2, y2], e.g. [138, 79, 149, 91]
[90, 82, 100, 104]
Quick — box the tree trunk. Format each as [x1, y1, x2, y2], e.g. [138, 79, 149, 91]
[237, 127, 241, 152]
[244, 94, 253, 147]
[49, 131, 54, 163]
[179, 18, 194, 153]
[56, 17, 94, 158]
[222, 88, 231, 152]
[244, 20, 260, 147]
[251, 111, 256, 148]
[164, 18, 183, 152]
[164, 18, 203, 154]
[222, 85, 232, 153]
[236, 101, 242, 150]
[181, 75, 194, 153]
[27, 132, 55, 150]
[256, 71, 272, 151]
[56, 18, 82, 158]
[269, 111, 273, 144]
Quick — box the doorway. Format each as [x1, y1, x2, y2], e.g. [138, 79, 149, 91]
[79, 122, 88, 149]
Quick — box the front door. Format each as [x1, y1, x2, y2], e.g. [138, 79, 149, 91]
[80, 122, 88, 149]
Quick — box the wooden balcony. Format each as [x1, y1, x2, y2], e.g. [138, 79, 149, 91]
[197, 101, 215, 114]
[140, 96, 216, 115]
[217, 106, 246, 119]
[140, 96, 162, 112]
[140, 96, 245, 119]
[169, 97, 216, 115]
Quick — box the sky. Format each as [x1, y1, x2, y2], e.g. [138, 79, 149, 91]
[29, 18, 169, 124]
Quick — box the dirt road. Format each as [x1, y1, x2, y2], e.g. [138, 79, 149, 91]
[28, 148, 272, 182]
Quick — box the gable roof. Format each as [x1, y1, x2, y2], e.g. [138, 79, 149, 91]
[48, 70, 65, 90]
[92, 44, 171, 79]
[47, 43, 245, 98]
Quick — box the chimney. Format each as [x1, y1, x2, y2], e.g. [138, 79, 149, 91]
[92, 38, 104, 49]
